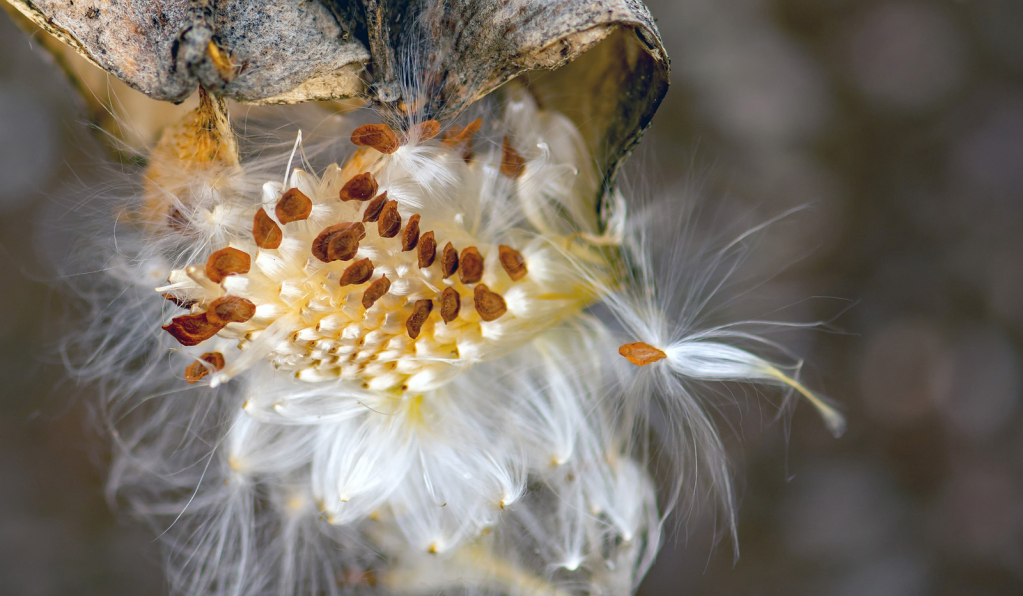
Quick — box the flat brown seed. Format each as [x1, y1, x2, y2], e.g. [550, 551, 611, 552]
[339, 172, 379, 202]
[206, 247, 251, 284]
[618, 342, 667, 366]
[206, 295, 257, 325]
[163, 313, 225, 347]
[441, 242, 459, 278]
[440, 287, 460, 323]
[362, 192, 387, 222]
[339, 258, 374, 286]
[416, 120, 441, 141]
[185, 352, 226, 383]
[402, 214, 421, 251]
[275, 188, 313, 223]
[378, 200, 402, 238]
[442, 118, 482, 147]
[362, 275, 391, 309]
[418, 231, 437, 268]
[351, 123, 400, 154]
[253, 208, 283, 249]
[163, 293, 196, 309]
[311, 222, 365, 262]
[500, 136, 527, 179]
[406, 299, 434, 339]
[458, 246, 484, 284]
[498, 245, 528, 281]
[473, 284, 507, 322]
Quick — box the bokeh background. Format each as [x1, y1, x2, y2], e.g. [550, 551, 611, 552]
[1, 0, 1022, 594]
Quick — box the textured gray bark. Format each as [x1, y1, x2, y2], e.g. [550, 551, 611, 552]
[5, 0, 668, 186]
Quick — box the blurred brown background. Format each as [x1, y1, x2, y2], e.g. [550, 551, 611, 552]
[1, 0, 1021, 594]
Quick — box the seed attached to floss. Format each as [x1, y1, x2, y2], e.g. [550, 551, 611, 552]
[415, 119, 441, 141]
[459, 246, 484, 284]
[275, 188, 313, 223]
[206, 295, 257, 325]
[442, 118, 482, 161]
[618, 342, 668, 366]
[441, 242, 459, 278]
[163, 293, 196, 309]
[185, 352, 226, 383]
[440, 287, 460, 323]
[339, 172, 379, 202]
[339, 258, 374, 287]
[378, 201, 402, 238]
[406, 299, 434, 339]
[351, 123, 400, 154]
[206, 247, 251, 284]
[402, 214, 421, 251]
[163, 313, 224, 346]
[253, 208, 283, 249]
[312, 222, 365, 262]
[500, 136, 527, 179]
[498, 245, 527, 281]
[418, 231, 437, 268]
[362, 275, 391, 309]
[362, 192, 387, 222]
[473, 284, 507, 322]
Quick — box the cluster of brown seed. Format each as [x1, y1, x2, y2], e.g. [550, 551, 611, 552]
[162, 247, 256, 346]
[163, 120, 534, 384]
[297, 165, 529, 340]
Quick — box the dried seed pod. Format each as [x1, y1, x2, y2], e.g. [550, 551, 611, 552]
[184, 352, 226, 383]
[351, 123, 400, 154]
[458, 247, 484, 284]
[500, 137, 527, 179]
[418, 231, 437, 268]
[253, 208, 283, 249]
[206, 296, 256, 325]
[339, 259, 374, 287]
[406, 299, 433, 339]
[473, 284, 508, 322]
[206, 247, 250, 284]
[402, 214, 421, 251]
[275, 188, 313, 223]
[339, 172, 379, 202]
[440, 287, 461, 324]
[377, 201, 401, 238]
[618, 342, 667, 366]
[162, 313, 224, 347]
[498, 245, 528, 281]
[362, 275, 391, 309]
[441, 242, 459, 278]
[312, 222, 365, 262]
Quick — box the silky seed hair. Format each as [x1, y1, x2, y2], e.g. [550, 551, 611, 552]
[59, 75, 843, 596]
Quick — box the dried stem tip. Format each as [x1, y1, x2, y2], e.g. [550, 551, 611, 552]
[619, 342, 667, 366]
[351, 123, 400, 154]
